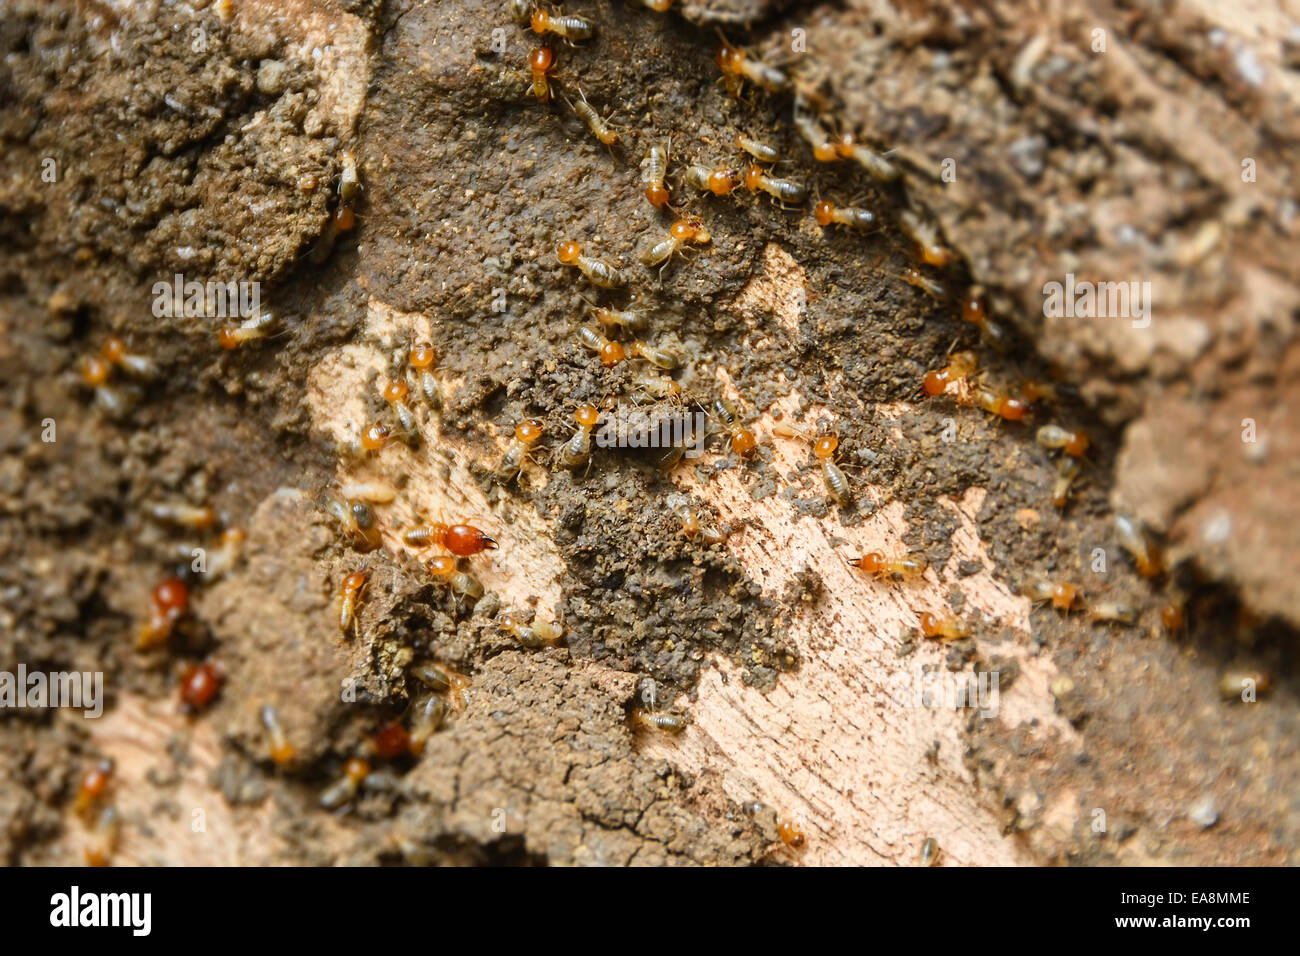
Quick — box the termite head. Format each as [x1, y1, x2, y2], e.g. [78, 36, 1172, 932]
[813, 434, 838, 460]
[426, 555, 456, 578]
[530, 46, 554, 73]
[731, 429, 757, 456]
[361, 422, 391, 451]
[409, 342, 436, 369]
[516, 419, 544, 443]
[100, 336, 127, 363]
[714, 41, 738, 73]
[670, 217, 709, 243]
[708, 168, 740, 194]
[81, 355, 111, 386]
[918, 243, 952, 267]
[600, 340, 626, 367]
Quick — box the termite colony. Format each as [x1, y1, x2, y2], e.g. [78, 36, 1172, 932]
[62, 0, 1251, 864]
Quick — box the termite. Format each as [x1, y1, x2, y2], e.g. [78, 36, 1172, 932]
[793, 103, 840, 162]
[700, 525, 730, 546]
[337, 569, 368, 633]
[1051, 456, 1081, 510]
[83, 807, 121, 867]
[743, 164, 806, 205]
[531, 8, 594, 41]
[426, 555, 484, 600]
[734, 132, 780, 163]
[319, 757, 371, 809]
[639, 217, 711, 268]
[849, 551, 929, 581]
[919, 837, 941, 866]
[411, 663, 452, 694]
[683, 164, 742, 196]
[1114, 514, 1163, 578]
[367, 720, 411, 760]
[529, 46, 555, 102]
[363, 422, 392, 451]
[715, 38, 790, 93]
[217, 312, 277, 350]
[100, 336, 157, 379]
[1036, 424, 1089, 458]
[260, 704, 297, 767]
[631, 372, 682, 401]
[382, 380, 419, 437]
[1023, 579, 1080, 611]
[579, 327, 628, 368]
[79, 355, 140, 419]
[922, 350, 978, 396]
[137, 575, 190, 649]
[568, 89, 618, 147]
[777, 818, 806, 848]
[1020, 377, 1074, 405]
[1089, 601, 1137, 626]
[174, 528, 243, 580]
[499, 613, 565, 649]
[557, 241, 628, 288]
[339, 149, 361, 204]
[966, 384, 1030, 422]
[495, 418, 544, 481]
[74, 758, 115, 818]
[640, 0, 672, 10]
[960, 293, 1009, 350]
[187, 526, 245, 581]
[813, 433, 851, 505]
[1160, 601, 1185, 634]
[642, 142, 671, 209]
[338, 480, 398, 504]
[558, 403, 601, 469]
[330, 204, 357, 237]
[587, 299, 648, 332]
[408, 342, 441, 409]
[1218, 668, 1270, 701]
[714, 397, 757, 457]
[326, 498, 382, 551]
[919, 612, 969, 641]
[629, 339, 683, 371]
[403, 522, 498, 557]
[631, 708, 688, 732]
[899, 209, 953, 268]
[814, 200, 876, 231]
[148, 502, 218, 530]
[179, 661, 223, 713]
[341, 422, 392, 458]
[898, 266, 947, 300]
[835, 132, 900, 182]
[666, 492, 701, 538]
[408, 695, 448, 755]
